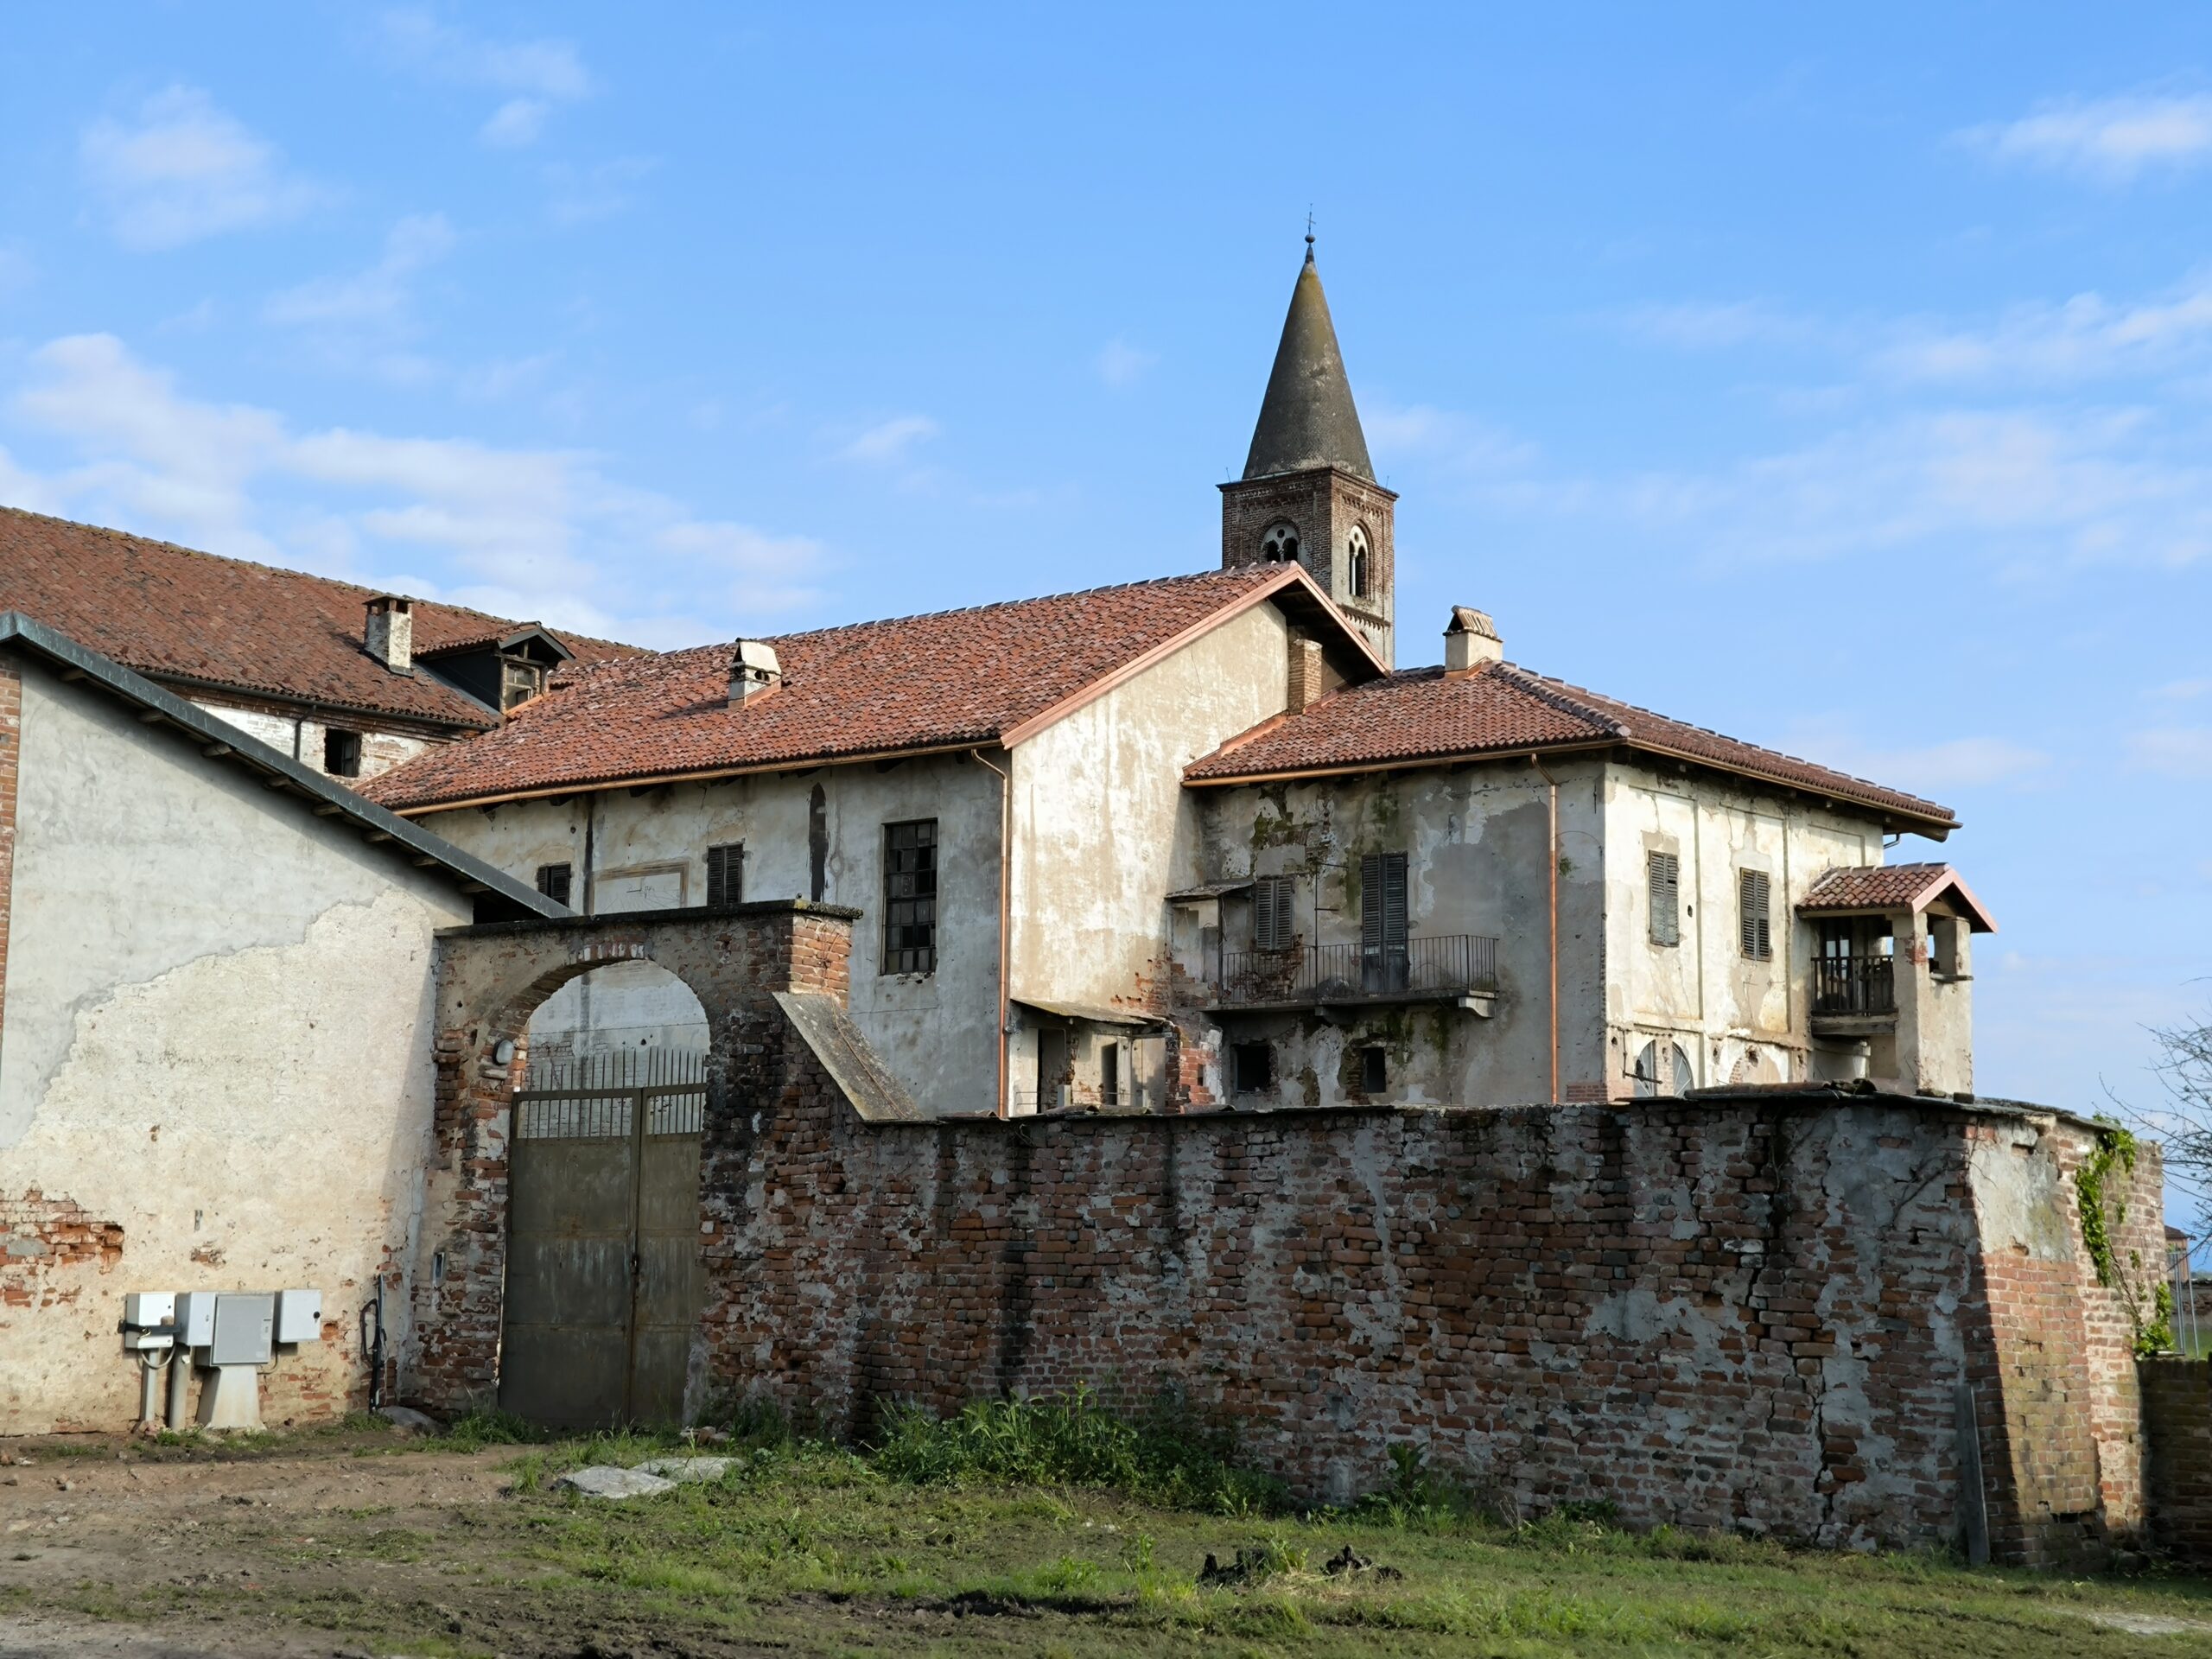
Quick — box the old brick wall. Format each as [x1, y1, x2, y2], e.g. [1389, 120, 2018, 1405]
[2142, 1358, 2212, 1564]
[700, 1065, 2017, 1552]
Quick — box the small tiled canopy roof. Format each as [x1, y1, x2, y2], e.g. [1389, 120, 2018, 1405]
[1183, 660, 1958, 835]
[0, 507, 639, 729]
[365, 563, 1369, 811]
[1799, 863, 1997, 931]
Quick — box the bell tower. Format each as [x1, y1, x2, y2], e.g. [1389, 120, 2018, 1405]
[1220, 235, 1396, 665]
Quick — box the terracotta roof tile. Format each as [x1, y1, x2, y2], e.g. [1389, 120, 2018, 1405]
[364, 565, 1299, 810]
[0, 506, 640, 729]
[1185, 660, 1957, 829]
[1801, 862, 1995, 929]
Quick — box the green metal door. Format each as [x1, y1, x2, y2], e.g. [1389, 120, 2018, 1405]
[499, 1052, 705, 1428]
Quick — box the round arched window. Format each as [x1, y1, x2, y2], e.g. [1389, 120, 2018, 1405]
[1347, 525, 1371, 597]
[1260, 522, 1300, 563]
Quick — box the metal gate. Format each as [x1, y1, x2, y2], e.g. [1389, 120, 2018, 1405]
[499, 1048, 706, 1428]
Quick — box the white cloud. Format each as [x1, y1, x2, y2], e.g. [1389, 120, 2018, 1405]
[377, 9, 592, 148]
[0, 333, 822, 645]
[266, 213, 454, 329]
[80, 86, 319, 251]
[543, 156, 656, 226]
[1777, 725, 2051, 798]
[841, 415, 940, 465]
[1962, 92, 2212, 182]
[1874, 276, 2212, 385]
[1617, 300, 1828, 351]
[1095, 338, 1157, 388]
[2129, 728, 2212, 779]
[1366, 403, 1541, 478]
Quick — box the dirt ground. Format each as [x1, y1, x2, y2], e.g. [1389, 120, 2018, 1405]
[7, 1425, 2212, 1659]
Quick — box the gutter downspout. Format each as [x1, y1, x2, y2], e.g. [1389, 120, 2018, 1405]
[971, 749, 1012, 1117]
[1529, 754, 1560, 1103]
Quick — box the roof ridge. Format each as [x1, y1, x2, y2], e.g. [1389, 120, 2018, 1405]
[756, 565, 1276, 649]
[1504, 663, 1947, 812]
[1491, 662, 1629, 737]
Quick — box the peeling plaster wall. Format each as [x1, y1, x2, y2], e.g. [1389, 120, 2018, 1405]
[1188, 757, 1605, 1109]
[187, 694, 439, 782]
[0, 659, 465, 1433]
[415, 753, 1001, 1115]
[1004, 603, 1293, 1109]
[1604, 764, 1882, 1096]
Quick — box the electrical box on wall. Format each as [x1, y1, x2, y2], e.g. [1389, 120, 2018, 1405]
[208, 1293, 274, 1367]
[174, 1291, 218, 1348]
[122, 1292, 174, 1329]
[273, 1288, 321, 1344]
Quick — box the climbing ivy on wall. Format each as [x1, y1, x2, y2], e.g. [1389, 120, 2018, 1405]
[2076, 1119, 2176, 1357]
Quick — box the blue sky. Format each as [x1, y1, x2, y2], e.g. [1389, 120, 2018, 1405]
[3, 6, 2209, 1171]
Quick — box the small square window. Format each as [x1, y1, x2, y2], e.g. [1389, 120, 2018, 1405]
[1359, 1046, 1388, 1094]
[704, 842, 744, 908]
[535, 862, 573, 907]
[323, 728, 362, 778]
[1231, 1041, 1273, 1095]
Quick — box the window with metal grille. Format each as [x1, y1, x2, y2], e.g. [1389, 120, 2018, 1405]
[323, 728, 362, 778]
[704, 842, 744, 907]
[1253, 874, 1296, 950]
[882, 819, 938, 975]
[1360, 1046, 1388, 1093]
[1231, 1041, 1273, 1094]
[535, 862, 573, 907]
[1648, 850, 1681, 946]
[1738, 868, 1773, 960]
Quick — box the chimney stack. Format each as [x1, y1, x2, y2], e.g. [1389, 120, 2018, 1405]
[364, 595, 413, 674]
[1443, 606, 1501, 674]
[729, 639, 782, 708]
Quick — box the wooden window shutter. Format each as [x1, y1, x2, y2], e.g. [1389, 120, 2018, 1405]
[1362, 853, 1408, 953]
[1253, 876, 1283, 950]
[705, 842, 744, 908]
[1648, 851, 1680, 946]
[1739, 868, 1772, 960]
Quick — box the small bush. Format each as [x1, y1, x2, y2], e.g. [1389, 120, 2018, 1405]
[438, 1408, 554, 1450]
[870, 1385, 1287, 1516]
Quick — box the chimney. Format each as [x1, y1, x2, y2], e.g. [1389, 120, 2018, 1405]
[729, 639, 782, 708]
[1443, 606, 1502, 674]
[1287, 632, 1328, 712]
[364, 595, 413, 674]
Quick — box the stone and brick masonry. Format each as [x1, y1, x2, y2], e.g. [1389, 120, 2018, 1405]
[413, 904, 2160, 1568]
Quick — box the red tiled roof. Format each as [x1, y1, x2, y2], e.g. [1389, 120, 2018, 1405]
[1184, 660, 1958, 830]
[0, 507, 640, 729]
[1801, 862, 1995, 930]
[364, 565, 1319, 810]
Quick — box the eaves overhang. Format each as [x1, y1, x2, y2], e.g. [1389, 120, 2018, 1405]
[0, 611, 563, 924]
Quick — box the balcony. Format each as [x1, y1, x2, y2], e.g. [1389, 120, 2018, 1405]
[1811, 953, 1896, 1019]
[1209, 934, 1500, 1014]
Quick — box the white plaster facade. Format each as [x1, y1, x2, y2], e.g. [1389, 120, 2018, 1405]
[0, 650, 507, 1433]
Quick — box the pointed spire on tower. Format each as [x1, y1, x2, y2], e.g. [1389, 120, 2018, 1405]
[1242, 233, 1373, 483]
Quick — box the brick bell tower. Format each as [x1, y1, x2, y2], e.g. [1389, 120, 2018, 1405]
[1220, 233, 1396, 665]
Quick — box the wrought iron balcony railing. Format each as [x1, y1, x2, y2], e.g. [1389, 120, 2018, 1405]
[1811, 953, 1896, 1016]
[1211, 934, 1499, 1007]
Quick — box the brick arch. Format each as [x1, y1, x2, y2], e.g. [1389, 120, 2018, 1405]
[409, 899, 859, 1408]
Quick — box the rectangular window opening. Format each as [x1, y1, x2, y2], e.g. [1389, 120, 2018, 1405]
[1101, 1041, 1121, 1109]
[535, 861, 573, 907]
[705, 842, 744, 908]
[882, 818, 938, 975]
[1360, 1045, 1388, 1094]
[1648, 850, 1681, 947]
[1231, 1041, 1273, 1095]
[1738, 868, 1773, 961]
[323, 728, 362, 778]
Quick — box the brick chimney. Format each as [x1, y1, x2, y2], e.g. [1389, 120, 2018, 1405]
[1287, 632, 1328, 711]
[364, 596, 413, 674]
[1444, 606, 1501, 674]
[729, 639, 782, 708]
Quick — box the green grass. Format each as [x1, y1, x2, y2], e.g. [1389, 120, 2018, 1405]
[17, 1394, 2212, 1656]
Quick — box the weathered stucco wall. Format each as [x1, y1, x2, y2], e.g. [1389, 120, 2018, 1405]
[188, 694, 437, 782]
[1185, 756, 1606, 1109]
[414, 753, 1001, 1114]
[1603, 763, 1885, 1094]
[0, 658, 467, 1433]
[1007, 601, 1292, 1111]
